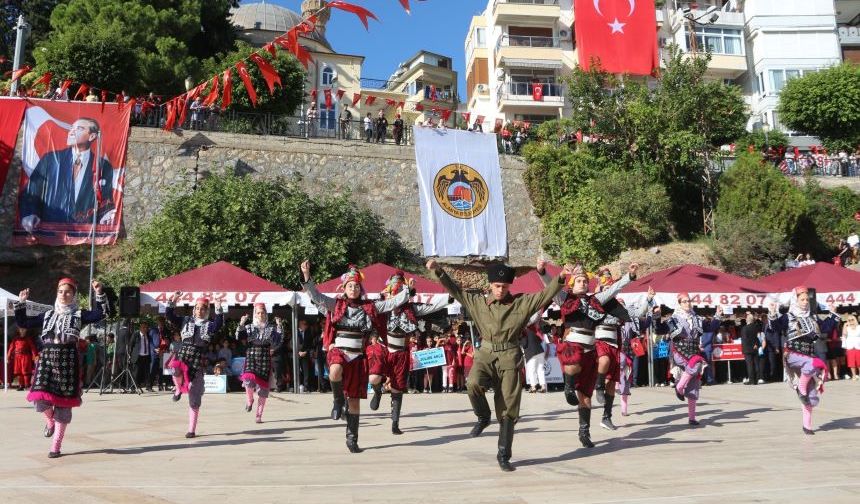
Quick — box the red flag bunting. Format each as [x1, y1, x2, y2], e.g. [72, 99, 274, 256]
[263, 43, 277, 58]
[324, 88, 332, 109]
[336, 89, 346, 101]
[249, 53, 281, 95]
[441, 109, 452, 122]
[430, 85, 437, 102]
[573, 0, 658, 76]
[164, 99, 177, 131]
[59, 79, 72, 97]
[116, 92, 125, 112]
[352, 93, 362, 106]
[202, 75, 219, 107]
[73, 84, 89, 100]
[274, 30, 312, 69]
[532, 82, 543, 101]
[34, 72, 53, 90]
[397, 101, 405, 110]
[327, 1, 379, 30]
[11, 65, 31, 83]
[385, 98, 396, 107]
[177, 95, 190, 127]
[221, 69, 233, 110]
[399, 0, 411, 14]
[461, 112, 471, 123]
[365, 95, 376, 106]
[414, 103, 424, 111]
[100, 90, 108, 112]
[311, 88, 318, 101]
[235, 61, 258, 107]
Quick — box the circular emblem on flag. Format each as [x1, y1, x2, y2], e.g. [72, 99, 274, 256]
[433, 163, 489, 219]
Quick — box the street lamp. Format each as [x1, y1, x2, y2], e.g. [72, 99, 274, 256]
[683, 5, 720, 54]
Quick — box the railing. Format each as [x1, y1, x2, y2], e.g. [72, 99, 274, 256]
[499, 82, 564, 98]
[133, 107, 414, 144]
[496, 0, 559, 7]
[359, 77, 401, 90]
[777, 157, 860, 177]
[499, 34, 560, 48]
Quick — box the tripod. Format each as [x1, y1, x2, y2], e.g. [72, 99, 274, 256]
[107, 319, 142, 395]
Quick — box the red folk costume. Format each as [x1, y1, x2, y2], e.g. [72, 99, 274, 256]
[7, 333, 38, 388]
[302, 264, 409, 453]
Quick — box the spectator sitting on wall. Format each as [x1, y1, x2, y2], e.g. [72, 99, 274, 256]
[364, 113, 373, 142]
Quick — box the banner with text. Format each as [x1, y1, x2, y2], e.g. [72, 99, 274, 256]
[414, 128, 507, 257]
[410, 347, 447, 370]
[13, 99, 131, 246]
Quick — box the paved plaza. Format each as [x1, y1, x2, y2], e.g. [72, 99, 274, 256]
[1, 381, 859, 503]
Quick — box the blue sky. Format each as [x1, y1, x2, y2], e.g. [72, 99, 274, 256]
[270, 0, 485, 99]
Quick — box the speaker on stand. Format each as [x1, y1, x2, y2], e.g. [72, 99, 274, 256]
[119, 286, 140, 318]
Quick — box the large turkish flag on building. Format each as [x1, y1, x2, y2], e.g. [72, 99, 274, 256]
[575, 0, 659, 75]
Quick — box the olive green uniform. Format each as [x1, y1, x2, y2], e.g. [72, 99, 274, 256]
[431, 268, 565, 422]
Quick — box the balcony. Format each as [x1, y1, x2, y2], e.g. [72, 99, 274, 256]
[493, 0, 560, 24]
[495, 34, 563, 67]
[839, 25, 860, 46]
[496, 82, 565, 110]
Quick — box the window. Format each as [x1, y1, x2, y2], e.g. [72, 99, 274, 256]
[685, 27, 743, 55]
[321, 67, 334, 86]
[757, 72, 765, 95]
[319, 101, 336, 130]
[768, 69, 809, 94]
[476, 27, 486, 47]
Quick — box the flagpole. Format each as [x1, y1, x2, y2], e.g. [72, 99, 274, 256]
[88, 131, 103, 303]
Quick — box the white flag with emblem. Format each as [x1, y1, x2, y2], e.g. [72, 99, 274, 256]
[413, 128, 507, 257]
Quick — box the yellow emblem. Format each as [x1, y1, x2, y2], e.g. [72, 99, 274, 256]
[432, 163, 489, 219]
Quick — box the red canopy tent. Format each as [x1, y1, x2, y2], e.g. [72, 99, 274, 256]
[759, 262, 860, 307]
[140, 261, 295, 310]
[617, 264, 774, 310]
[298, 263, 449, 312]
[510, 263, 562, 294]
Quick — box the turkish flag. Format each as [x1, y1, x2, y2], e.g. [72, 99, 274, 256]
[574, 0, 658, 76]
[324, 88, 332, 109]
[532, 82, 543, 101]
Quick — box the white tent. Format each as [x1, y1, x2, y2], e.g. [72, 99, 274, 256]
[2, 287, 51, 392]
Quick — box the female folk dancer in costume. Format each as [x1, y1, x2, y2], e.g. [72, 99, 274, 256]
[165, 292, 225, 438]
[301, 261, 409, 453]
[368, 271, 449, 434]
[768, 288, 839, 434]
[429, 259, 572, 472]
[7, 327, 38, 390]
[540, 262, 638, 448]
[14, 279, 112, 458]
[616, 288, 655, 418]
[236, 304, 283, 423]
[665, 293, 721, 426]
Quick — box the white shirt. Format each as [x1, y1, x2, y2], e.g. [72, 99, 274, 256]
[72, 149, 92, 202]
[844, 325, 860, 350]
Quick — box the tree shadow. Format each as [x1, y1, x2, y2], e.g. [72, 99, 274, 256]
[68, 434, 311, 457]
[515, 437, 720, 467]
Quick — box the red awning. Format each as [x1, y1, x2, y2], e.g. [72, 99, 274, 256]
[759, 262, 860, 307]
[618, 264, 773, 309]
[140, 261, 294, 308]
[510, 263, 562, 294]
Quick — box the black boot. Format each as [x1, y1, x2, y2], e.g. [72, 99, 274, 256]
[578, 407, 595, 448]
[594, 373, 606, 405]
[467, 391, 491, 437]
[497, 418, 516, 472]
[600, 393, 616, 431]
[370, 382, 383, 411]
[345, 411, 363, 453]
[391, 392, 404, 435]
[563, 373, 579, 407]
[331, 381, 345, 420]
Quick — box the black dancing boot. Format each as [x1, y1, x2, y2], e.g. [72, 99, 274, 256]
[331, 381, 345, 420]
[467, 392, 491, 437]
[563, 373, 579, 407]
[600, 393, 616, 431]
[578, 407, 595, 448]
[497, 418, 516, 472]
[391, 393, 404, 435]
[369, 382, 383, 411]
[594, 373, 606, 405]
[345, 411, 363, 453]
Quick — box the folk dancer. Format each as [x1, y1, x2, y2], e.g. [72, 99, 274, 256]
[14, 278, 112, 458]
[165, 292, 225, 438]
[237, 304, 283, 423]
[300, 261, 409, 453]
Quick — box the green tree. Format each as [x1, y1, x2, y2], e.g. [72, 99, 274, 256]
[541, 170, 672, 269]
[777, 63, 860, 151]
[734, 129, 790, 156]
[104, 174, 414, 290]
[0, 1, 65, 64]
[36, 30, 137, 93]
[33, 0, 237, 94]
[793, 179, 860, 258]
[200, 41, 305, 116]
[713, 152, 806, 239]
[710, 218, 788, 278]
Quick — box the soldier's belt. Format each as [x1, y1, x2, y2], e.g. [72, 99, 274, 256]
[490, 341, 520, 352]
[335, 332, 364, 351]
[564, 329, 595, 345]
[387, 335, 406, 352]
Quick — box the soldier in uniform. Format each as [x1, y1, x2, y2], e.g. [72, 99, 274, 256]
[369, 271, 449, 435]
[427, 259, 573, 472]
[539, 261, 638, 448]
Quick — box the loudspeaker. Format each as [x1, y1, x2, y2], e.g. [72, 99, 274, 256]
[807, 287, 817, 314]
[119, 286, 140, 317]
